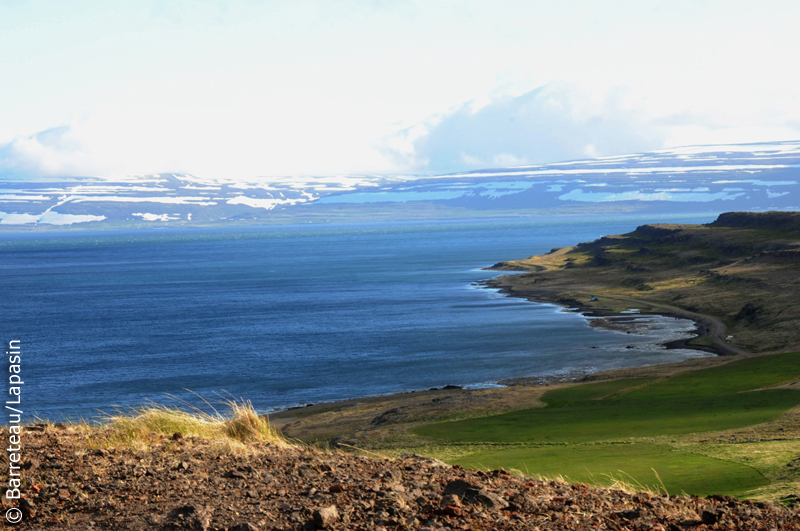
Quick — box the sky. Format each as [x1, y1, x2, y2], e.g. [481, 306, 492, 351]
[1, 0, 800, 180]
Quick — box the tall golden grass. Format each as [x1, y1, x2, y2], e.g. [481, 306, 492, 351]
[85, 398, 288, 452]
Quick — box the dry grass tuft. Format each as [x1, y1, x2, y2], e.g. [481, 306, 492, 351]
[83, 398, 289, 452]
[600, 471, 668, 497]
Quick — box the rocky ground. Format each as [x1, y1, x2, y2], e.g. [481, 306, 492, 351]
[5, 424, 800, 530]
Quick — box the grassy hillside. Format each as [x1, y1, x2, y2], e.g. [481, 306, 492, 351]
[407, 352, 800, 498]
[416, 352, 800, 443]
[453, 444, 769, 497]
[488, 211, 800, 353]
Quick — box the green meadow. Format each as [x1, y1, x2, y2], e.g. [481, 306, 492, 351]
[454, 443, 769, 497]
[413, 352, 800, 497]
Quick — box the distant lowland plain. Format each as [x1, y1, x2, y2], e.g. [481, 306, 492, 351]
[5, 141, 800, 504]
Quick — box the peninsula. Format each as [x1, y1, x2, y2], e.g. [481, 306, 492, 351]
[271, 211, 800, 502]
[489, 211, 800, 355]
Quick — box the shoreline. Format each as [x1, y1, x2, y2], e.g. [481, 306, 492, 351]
[269, 347, 734, 443]
[271, 273, 736, 442]
[269, 276, 713, 417]
[480, 275, 736, 357]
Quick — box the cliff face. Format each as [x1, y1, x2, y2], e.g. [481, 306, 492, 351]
[710, 211, 800, 232]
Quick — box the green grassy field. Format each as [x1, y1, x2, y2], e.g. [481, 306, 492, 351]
[413, 352, 800, 497]
[416, 353, 800, 443]
[454, 443, 769, 497]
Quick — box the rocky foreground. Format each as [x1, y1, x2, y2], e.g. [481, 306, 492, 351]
[6, 425, 800, 530]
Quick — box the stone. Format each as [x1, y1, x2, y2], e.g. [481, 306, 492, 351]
[437, 505, 462, 517]
[168, 505, 213, 531]
[297, 466, 319, 479]
[474, 489, 508, 509]
[21, 506, 35, 520]
[440, 494, 461, 507]
[312, 505, 339, 528]
[619, 509, 641, 520]
[443, 479, 481, 498]
[508, 493, 536, 512]
[20, 497, 36, 520]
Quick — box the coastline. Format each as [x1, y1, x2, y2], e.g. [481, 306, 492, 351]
[481, 273, 743, 357]
[269, 346, 733, 445]
[271, 274, 713, 417]
[271, 271, 736, 444]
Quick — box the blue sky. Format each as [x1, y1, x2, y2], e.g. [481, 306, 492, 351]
[2, 0, 799, 179]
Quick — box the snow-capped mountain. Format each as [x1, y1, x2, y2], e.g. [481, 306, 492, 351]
[0, 173, 405, 226]
[316, 141, 800, 212]
[2, 141, 799, 227]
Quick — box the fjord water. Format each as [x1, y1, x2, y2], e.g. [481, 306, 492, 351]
[2, 214, 716, 420]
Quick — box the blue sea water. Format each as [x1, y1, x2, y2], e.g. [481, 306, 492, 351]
[1, 214, 717, 420]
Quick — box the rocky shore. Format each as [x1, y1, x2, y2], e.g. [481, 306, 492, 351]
[7, 424, 800, 530]
[481, 277, 724, 355]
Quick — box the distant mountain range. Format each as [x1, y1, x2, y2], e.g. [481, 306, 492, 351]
[2, 140, 799, 228]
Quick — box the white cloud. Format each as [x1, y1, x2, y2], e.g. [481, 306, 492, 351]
[492, 153, 529, 167]
[383, 84, 667, 173]
[1, 1, 800, 179]
[459, 152, 483, 167]
[381, 82, 800, 174]
[0, 126, 96, 177]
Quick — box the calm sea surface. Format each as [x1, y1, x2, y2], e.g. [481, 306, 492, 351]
[1, 214, 717, 420]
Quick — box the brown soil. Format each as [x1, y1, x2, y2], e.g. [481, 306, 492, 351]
[7, 424, 800, 530]
[271, 385, 553, 447]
